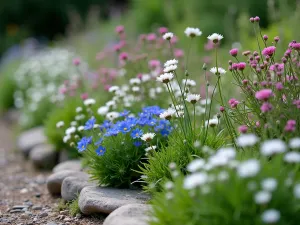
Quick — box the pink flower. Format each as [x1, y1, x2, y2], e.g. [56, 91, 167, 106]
[291, 42, 300, 50]
[80, 93, 89, 100]
[73, 58, 81, 66]
[238, 125, 248, 133]
[158, 27, 168, 34]
[59, 86, 68, 94]
[228, 98, 239, 108]
[232, 63, 238, 70]
[115, 25, 124, 34]
[148, 60, 161, 69]
[242, 51, 251, 56]
[262, 46, 276, 56]
[274, 36, 280, 42]
[254, 16, 260, 22]
[119, 52, 128, 61]
[260, 102, 273, 113]
[174, 49, 184, 58]
[147, 33, 157, 41]
[170, 36, 178, 44]
[275, 82, 283, 91]
[255, 121, 260, 127]
[237, 62, 246, 71]
[285, 120, 296, 132]
[220, 106, 225, 112]
[229, 48, 238, 57]
[255, 89, 273, 101]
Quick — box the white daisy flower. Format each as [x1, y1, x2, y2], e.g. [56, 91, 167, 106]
[210, 67, 226, 75]
[183, 172, 208, 189]
[164, 59, 178, 67]
[294, 184, 300, 198]
[65, 127, 76, 135]
[261, 178, 277, 192]
[106, 112, 119, 121]
[254, 191, 271, 204]
[159, 108, 176, 120]
[84, 98, 96, 106]
[185, 93, 201, 104]
[184, 27, 202, 38]
[132, 86, 140, 92]
[187, 159, 205, 172]
[218, 171, 229, 181]
[237, 159, 260, 178]
[63, 135, 71, 143]
[56, 121, 64, 128]
[156, 73, 174, 84]
[77, 126, 84, 131]
[236, 134, 259, 147]
[183, 79, 196, 87]
[76, 107, 82, 113]
[207, 33, 224, 43]
[106, 100, 116, 108]
[261, 209, 280, 224]
[164, 181, 174, 190]
[289, 137, 300, 149]
[163, 64, 177, 73]
[145, 145, 157, 152]
[97, 106, 109, 115]
[141, 74, 151, 82]
[205, 118, 219, 127]
[108, 86, 119, 93]
[261, 139, 286, 156]
[70, 121, 77, 126]
[129, 78, 141, 85]
[163, 32, 174, 40]
[284, 151, 300, 163]
[141, 133, 156, 142]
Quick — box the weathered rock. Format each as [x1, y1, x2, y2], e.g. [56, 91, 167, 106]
[78, 186, 150, 215]
[47, 170, 89, 195]
[17, 127, 46, 156]
[29, 144, 57, 169]
[58, 150, 69, 163]
[103, 204, 151, 225]
[61, 176, 95, 201]
[53, 160, 82, 173]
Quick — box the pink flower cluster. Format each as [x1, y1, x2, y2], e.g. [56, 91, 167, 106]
[231, 62, 246, 71]
[285, 120, 296, 132]
[228, 98, 239, 108]
[255, 89, 273, 101]
[262, 46, 276, 56]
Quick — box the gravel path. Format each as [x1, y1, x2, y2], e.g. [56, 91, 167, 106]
[0, 117, 105, 225]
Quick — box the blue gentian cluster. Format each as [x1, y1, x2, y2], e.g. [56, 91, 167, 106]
[76, 106, 173, 156]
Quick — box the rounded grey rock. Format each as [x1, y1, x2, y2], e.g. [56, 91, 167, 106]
[29, 144, 57, 169]
[78, 186, 150, 215]
[47, 170, 89, 195]
[53, 160, 82, 173]
[103, 204, 151, 225]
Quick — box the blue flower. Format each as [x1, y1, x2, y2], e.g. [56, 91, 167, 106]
[118, 121, 131, 134]
[131, 128, 143, 139]
[104, 127, 119, 137]
[77, 136, 92, 152]
[96, 146, 106, 156]
[125, 117, 138, 127]
[142, 106, 163, 115]
[120, 110, 130, 117]
[100, 120, 112, 131]
[133, 141, 142, 147]
[160, 129, 171, 137]
[95, 138, 103, 146]
[84, 117, 96, 130]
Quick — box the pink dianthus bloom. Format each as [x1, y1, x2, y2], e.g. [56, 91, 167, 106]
[262, 46, 276, 56]
[255, 89, 273, 101]
[237, 62, 246, 71]
[238, 125, 248, 133]
[158, 27, 168, 34]
[115, 25, 124, 34]
[228, 98, 239, 108]
[275, 82, 283, 91]
[260, 102, 273, 113]
[119, 52, 128, 61]
[285, 120, 296, 132]
[291, 42, 300, 50]
[174, 49, 184, 58]
[147, 33, 157, 41]
[229, 48, 238, 57]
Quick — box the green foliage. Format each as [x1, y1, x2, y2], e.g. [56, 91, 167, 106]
[150, 155, 300, 225]
[44, 97, 82, 155]
[0, 60, 19, 113]
[85, 134, 145, 188]
[140, 130, 225, 194]
[68, 197, 81, 217]
[56, 199, 67, 211]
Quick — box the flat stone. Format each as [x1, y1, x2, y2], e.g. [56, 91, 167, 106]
[12, 205, 29, 210]
[17, 127, 46, 156]
[78, 186, 150, 215]
[39, 212, 48, 218]
[61, 176, 95, 201]
[103, 204, 151, 225]
[32, 205, 42, 210]
[29, 144, 57, 169]
[47, 170, 89, 195]
[53, 160, 82, 173]
[46, 222, 58, 225]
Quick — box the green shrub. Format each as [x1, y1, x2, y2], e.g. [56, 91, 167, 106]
[150, 147, 300, 225]
[140, 130, 226, 194]
[0, 60, 19, 113]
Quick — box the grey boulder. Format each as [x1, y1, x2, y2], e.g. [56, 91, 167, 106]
[53, 160, 82, 173]
[29, 144, 57, 169]
[78, 186, 150, 215]
[47, 170, 89, 195]
[17, 127, 46, 156]
[103, 204, 151, 225]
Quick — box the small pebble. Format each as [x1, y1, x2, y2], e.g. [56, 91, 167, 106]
[39, 212, 48, 218]
[20, 188, 28, 194]
[35, 193, 41, 198]
[32, 206, 42, 210]
[12, 205, 29, 210]
[20, 213, 30, 219]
